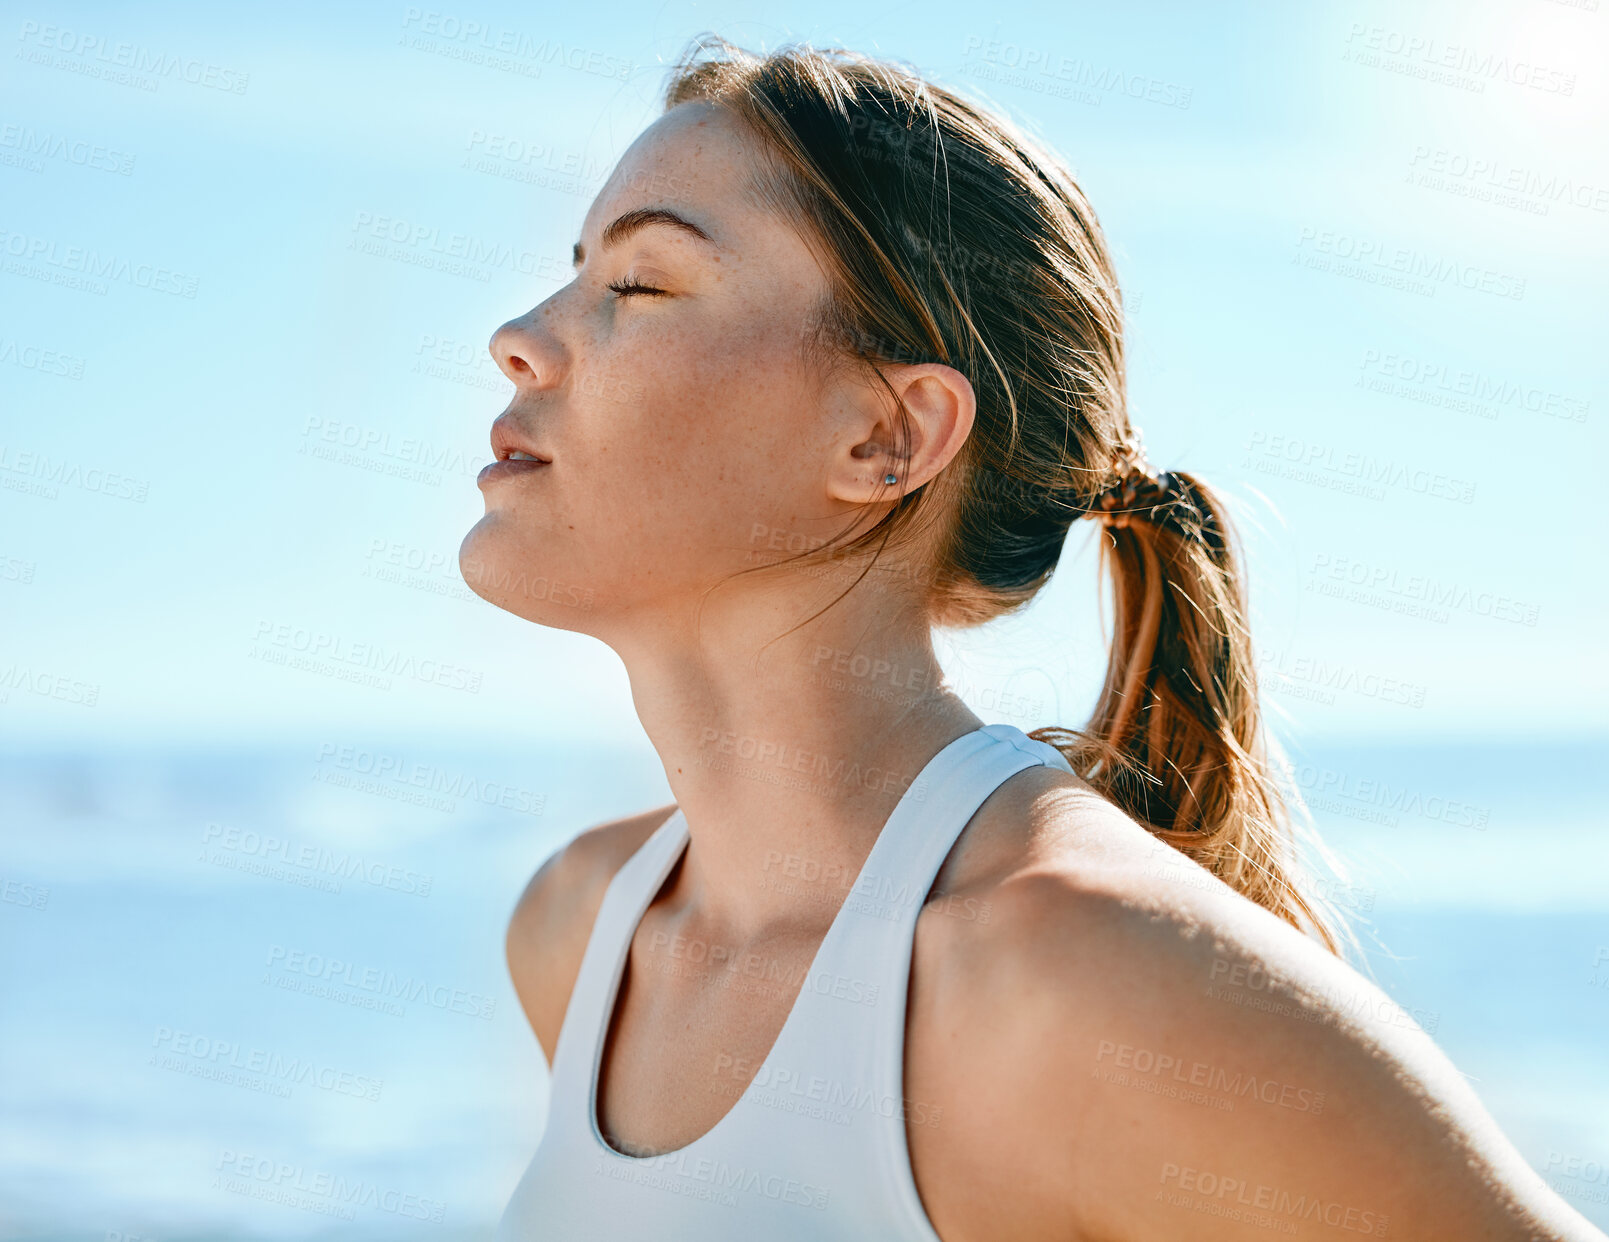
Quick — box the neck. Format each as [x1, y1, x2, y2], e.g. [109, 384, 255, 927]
[610, 578, 984, 942]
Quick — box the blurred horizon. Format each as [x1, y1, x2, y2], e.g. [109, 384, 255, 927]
[3, 0, 1607, 1237]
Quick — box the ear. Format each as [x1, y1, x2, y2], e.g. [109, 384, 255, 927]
[825, 362, 977, 504]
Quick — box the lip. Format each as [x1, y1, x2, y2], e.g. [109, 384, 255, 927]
[477, 457, 550, 487]
[490, 415, 552, 467]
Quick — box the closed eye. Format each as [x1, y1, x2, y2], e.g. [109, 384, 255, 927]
[606, 278, 668, 299]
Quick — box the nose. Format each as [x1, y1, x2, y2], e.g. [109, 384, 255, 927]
[489, 307, 562, 389]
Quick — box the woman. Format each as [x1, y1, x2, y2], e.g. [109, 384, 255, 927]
[465, 34, 1603, 1242]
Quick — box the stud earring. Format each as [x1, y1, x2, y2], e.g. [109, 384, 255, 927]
[884, 473, 898, 485]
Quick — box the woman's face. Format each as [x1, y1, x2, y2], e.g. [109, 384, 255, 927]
[460, 100, 883, 634]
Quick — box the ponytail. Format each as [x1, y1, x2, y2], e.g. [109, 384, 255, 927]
[660, 39, 1353, 956]
[1030, 472, 1352, 957]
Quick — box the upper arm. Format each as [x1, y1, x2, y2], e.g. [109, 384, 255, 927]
[970, 873, 1603, 1242]
[504, 805, 674, 1068]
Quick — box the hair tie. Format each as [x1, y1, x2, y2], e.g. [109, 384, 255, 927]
[1088, 436, 1184, 529]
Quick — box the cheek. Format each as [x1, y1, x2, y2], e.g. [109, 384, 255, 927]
[601, 433, 816, 586]
[562, 297, 826, 563]
[575, 317, 781, 478]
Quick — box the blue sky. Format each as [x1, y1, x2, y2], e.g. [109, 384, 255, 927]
[2, 0, 1605, 749]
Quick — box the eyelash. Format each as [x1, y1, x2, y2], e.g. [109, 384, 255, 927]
[605, 278, 667, 299]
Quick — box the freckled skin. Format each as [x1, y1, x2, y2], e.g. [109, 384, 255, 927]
[461, 102, 918, 638]
[478, 103, 1606, 1242]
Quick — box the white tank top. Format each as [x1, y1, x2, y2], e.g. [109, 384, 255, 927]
[497, 723, 1075, 1240]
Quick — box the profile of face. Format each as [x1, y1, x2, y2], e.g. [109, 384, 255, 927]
[459, 100, 973, 639]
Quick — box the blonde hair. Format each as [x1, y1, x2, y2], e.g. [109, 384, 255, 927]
[665, 35, 1352, 956]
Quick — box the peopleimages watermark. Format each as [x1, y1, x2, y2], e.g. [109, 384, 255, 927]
[0, 553, 37, 586]
[0, 225, 199, 297]
[1257, 649, 1429, 710]
[597, 1145, 831, 1212]
[1292, 225, 1525, 301]
[151, 1025, 383, 1102]
[460, 129, 611, 192]
[1207, 956, 1439, 1036]
[1093, 1040, 1326, 1115]
[398, 9, 635, 82]
[0, 122, 135, 175]
[1241, 431, 1476, 505]
[802, 644, 1049, 721]
[363, 535, 481, 605]
[0, 444, 148, 502]
[745, 521, 939, 592]
[214, 1148, 444, 1222]
[411, 331, 507, 391]
[807, 645, 943, 695]
[1405, 145, 1608, 218]
[696, 727, 928, 801]
[0, 335, 86, 379]
[1139, 856, 1377, 913]
[710, 1051, 944, 1129]
[16, 21, 250, 94]
[263, 943, 497, 1019]
[363, 538, 596, 614]
[1310, 873, 1378, 913]
[1158, 1160, 1389, 1235]
[1307, 553, 1541, 628]
[1341, 22, 1576, 96]
[201, 819, 435, 896]
[248, 619, 483, 694]
[0, 662, 99, 708]
[646, 928, 881, 1007]
[300, 413, 486, 486]
[412, 329, 645, 403]
[458, 555, 597, 610]
[1275, 758, 1489, 832]
[1, 877, 49, 909]
[1357, 346, 1589, 424]
[960, 34, 1193, 108]
[312, 741, 547, 816]
[349, 209, 569, 284]
[757, 848, 991, 925]
[1545, 1150, 1609, 1208]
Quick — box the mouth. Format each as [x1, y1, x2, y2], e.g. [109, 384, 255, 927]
[478, 449, 551, 487]
[483, 419, 553, 487]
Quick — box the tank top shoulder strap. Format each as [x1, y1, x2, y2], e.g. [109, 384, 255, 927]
[1002, 723, 1076, 775]
[542, 808, 689, 1130]
[733, 722, 1074, 1235]
[788, 721, 1073, 1039]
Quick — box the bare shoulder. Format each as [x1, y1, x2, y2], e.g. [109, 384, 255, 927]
[910, 768, 1600, 1242]
[505, 803, 677, 1067]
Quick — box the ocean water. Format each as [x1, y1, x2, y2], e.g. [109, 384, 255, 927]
[1, 736, 1605, 1239]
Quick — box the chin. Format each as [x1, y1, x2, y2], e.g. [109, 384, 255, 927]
[456, 518, 597, 627]
[457, 518, 527, 611]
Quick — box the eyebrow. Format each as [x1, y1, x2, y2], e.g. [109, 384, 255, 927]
[572, 207, 718, 268]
